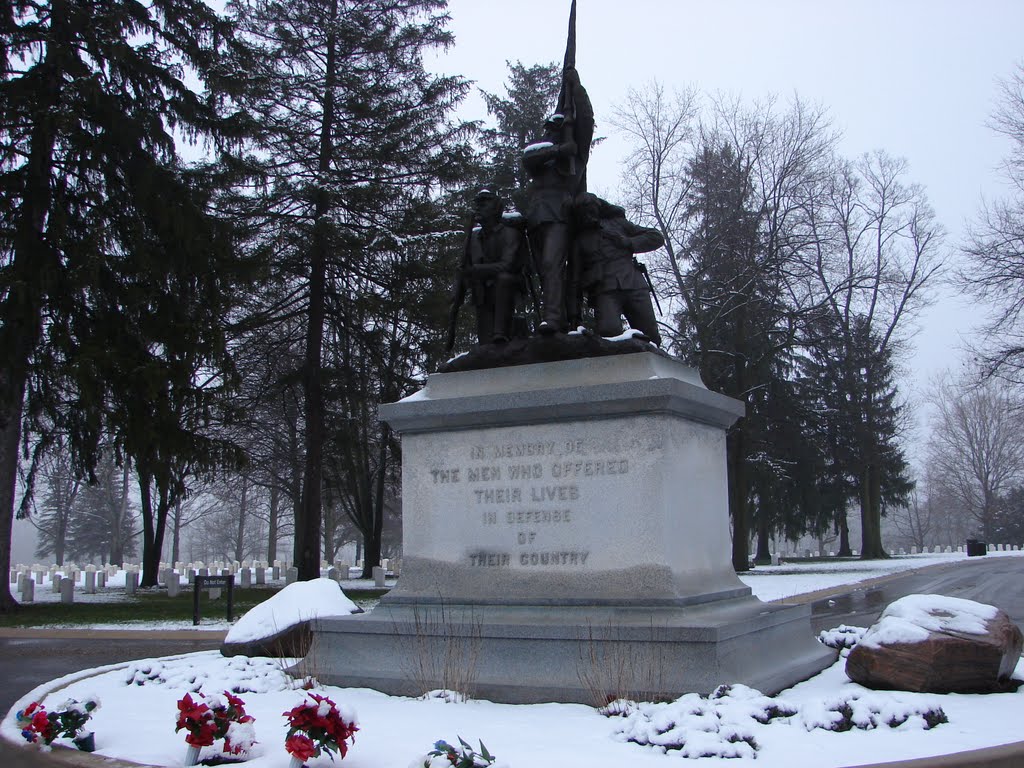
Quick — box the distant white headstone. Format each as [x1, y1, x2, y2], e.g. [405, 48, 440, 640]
[20, 577, 34, 603]
[285, 567, 298, 585]
[60, 577, 74, 605]
[373, 566, 386, 588]
[84, 570, 96, 594]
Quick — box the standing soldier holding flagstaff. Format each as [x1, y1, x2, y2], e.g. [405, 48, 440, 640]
[521, 0, 594, 334]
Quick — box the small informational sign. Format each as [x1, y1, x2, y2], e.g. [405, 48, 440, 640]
[193, 574, 235, 626]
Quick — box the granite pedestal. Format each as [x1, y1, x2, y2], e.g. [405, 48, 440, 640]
[307, 351, 835, 703]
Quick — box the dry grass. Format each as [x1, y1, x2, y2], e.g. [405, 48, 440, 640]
[576, 620, 672, 713]
[398, 602, 482, 701]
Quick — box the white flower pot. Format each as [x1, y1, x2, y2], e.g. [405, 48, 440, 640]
[184, 744, 201, 766]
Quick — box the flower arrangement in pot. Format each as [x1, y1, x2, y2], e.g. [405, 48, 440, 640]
[175, 691, 256, 765]
[282, 692, 358, 767]
[16, 697, 101, 751]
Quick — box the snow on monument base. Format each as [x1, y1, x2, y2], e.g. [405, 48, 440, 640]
[306, 352, 836, 703]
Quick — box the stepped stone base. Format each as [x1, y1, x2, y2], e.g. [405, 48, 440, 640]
[305, 351, 835, 703]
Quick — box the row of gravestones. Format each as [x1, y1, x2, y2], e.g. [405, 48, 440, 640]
[9, 557, 401, 604]
[776, 544, 1020, 560]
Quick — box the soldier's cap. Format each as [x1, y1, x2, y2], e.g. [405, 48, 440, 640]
[545, 112, 565, 127]
[473, 188, 499, 202]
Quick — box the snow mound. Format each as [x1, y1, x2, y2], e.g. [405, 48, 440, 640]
[860, 594, 999, 649]
[224, 578, 358, 644]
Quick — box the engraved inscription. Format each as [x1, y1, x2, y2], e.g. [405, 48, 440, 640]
[469, 552, 510, 567]
[428, 436, 639, 571]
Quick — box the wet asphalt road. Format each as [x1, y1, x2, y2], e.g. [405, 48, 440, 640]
[0, 637, 221, 717]
[809, 555, 1024, 634]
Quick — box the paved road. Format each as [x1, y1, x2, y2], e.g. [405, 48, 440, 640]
[809, 555, 1024, 633]
[0, 636, 222, 717]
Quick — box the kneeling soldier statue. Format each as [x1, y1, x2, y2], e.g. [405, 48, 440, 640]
[446, 189, 528, 351]
[573, 193, 663, 346]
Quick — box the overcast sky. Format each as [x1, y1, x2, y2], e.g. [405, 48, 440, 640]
[430, 0, 1024, 437]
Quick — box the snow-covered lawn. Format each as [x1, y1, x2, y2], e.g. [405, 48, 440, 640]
[3, 551, 1024, 767]
[5, 649, 1023, 767]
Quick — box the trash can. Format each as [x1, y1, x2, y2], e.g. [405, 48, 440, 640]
[966, 539, 987, 557]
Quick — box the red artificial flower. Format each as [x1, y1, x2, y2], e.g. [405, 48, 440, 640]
[283, 694, 358, 760]
[285, 733, 317, 761]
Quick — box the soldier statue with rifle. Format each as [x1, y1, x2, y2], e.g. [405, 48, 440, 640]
[445, 189, 529, 352]
[521, 0, 594, 335]
[573, 192, 664, 346]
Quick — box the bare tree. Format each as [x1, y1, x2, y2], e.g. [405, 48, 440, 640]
[612, 86, 839, 571]
[30, 449, 81, 566]
[889, 483, 937, 552]
[927, 372, 1024, 541]
[960, 62, 1024, 382]
[808, 151, 944, 558]
[611, 81, 700, 341]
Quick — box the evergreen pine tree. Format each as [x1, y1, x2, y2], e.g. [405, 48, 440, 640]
[225, 0, 471, 579]
[679, 142, 802, 571]
[0, 0, 253, 603]
[800, 313, 913, 558]
[478, 60, 562, 213]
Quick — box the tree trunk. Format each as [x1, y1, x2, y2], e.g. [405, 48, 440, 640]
[267, 485, 279, 563]
[322, 504, 335, 564]
[365, 429, 389, 577]
[171, 499, 182, 565]
[728, 425, 750, 572]
[754, 509, 771, 564]
[138, 470, 170, 587]
[0, 380, 26, 612]
[295, 0, 339, 582]
[859, 463, 888, 559]
[110, 461, 130, 567]
[234, 475, 248, 563]
[837, 508, 852, 557]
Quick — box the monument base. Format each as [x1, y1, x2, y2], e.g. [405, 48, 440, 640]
[305, 351, 835, 703]
[308, 597, 835, 704]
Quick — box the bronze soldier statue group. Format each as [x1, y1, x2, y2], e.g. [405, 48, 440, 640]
[447, 1, 662, 354]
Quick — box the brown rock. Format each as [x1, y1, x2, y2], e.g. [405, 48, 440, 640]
[846, 597, 1023, 694]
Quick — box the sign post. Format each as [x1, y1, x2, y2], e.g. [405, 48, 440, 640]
[193, 574, 235, 626]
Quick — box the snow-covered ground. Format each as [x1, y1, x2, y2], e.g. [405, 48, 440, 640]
[3, 551, 1024, 767]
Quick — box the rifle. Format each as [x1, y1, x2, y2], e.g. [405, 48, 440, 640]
[445, 219, 475, 353]
[634, 258, 663, 315]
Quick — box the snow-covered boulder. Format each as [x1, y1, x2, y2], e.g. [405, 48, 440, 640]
[846, 594, 1023, 693]
[221, 578, 360, 658]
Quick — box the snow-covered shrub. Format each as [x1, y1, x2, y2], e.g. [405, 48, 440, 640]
[125, 652, 295, 693]
[611, 685, 794, 758]
[797, 692, 947, 732]
[818, 624, 867, 650]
